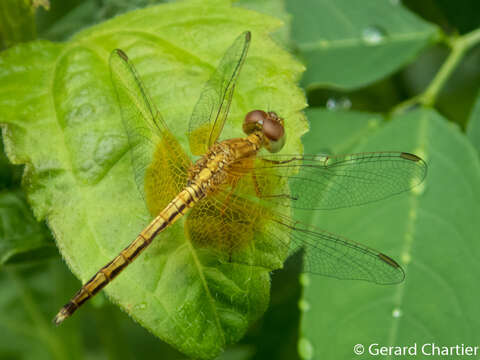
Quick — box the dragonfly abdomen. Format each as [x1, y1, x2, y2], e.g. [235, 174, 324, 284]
[53, 186, 202, 325]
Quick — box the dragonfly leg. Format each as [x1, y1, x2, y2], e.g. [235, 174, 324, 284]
[261, 157, 300, 165]
[251, 172, 296, 201]
[220, 178, 239, 215]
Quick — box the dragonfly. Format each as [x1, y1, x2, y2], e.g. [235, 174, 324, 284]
[53, 31, 427, 325]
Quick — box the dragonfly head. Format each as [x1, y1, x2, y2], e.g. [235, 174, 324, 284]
[243, 110, 286, 153]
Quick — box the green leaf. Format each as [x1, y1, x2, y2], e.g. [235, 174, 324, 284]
[466, 89, 480, 153]
[235, 0, 291, 47]
[0, 262, 83, 360]
[300, 108, 480, 359]
[0, 1, 306, 358]
[0, 139, 22, 189]
[0, 190, 55, 265]
[39, 0, 169, 41]
[303, 108, 383, 155]
[286, 0, 440, 90]
[0, 259, 188, 360]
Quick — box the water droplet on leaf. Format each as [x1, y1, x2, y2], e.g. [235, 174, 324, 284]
[298, 299, 310, 312]
[362, 26, 387, 45]
[298, 338, 314, 359]
[326, 96, 352, 111]
[401, 252, 411, 264]
[392, 308, 402, 318]
[299, 273, 310, 286]
[412, 181, 426, 196]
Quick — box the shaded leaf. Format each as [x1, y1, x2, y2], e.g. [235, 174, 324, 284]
[286, 0, 440, 90]
[0, 190, 55, 265]
[0, 259, 187, 360]
[403, 0, 480, 35]
[235, 0, 291, 47]
[300, 108, 480, 359]
[466, 89, 480, 153]
[0, 0, 40, 49]
[39, 0, 169, 41]
[0, 139, 23, 189]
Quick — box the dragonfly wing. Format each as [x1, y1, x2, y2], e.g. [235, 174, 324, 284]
[266, 215, 405, 284]
[110, 49, 191, 215]
[185, 190, 404, 284]
[227, 152, 427, 210]
[188, 31, 251, 155]
[184, 189, 288, 272]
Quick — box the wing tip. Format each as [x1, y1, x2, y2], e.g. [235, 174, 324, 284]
[115, 48, 129, 61]
[378, 252, 401, 268]
[400, 152, 422, 162]
[378, 253, 405, 284]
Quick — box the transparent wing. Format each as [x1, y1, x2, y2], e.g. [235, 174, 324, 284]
[185, 190, 404, 284]
[110, 49, 191, 214]
[227, 152, 427, 210]
[188, 31, 251, 155]
[266, 214, 405, 284]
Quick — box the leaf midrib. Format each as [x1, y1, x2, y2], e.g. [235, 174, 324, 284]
[298, 30, 435, 52]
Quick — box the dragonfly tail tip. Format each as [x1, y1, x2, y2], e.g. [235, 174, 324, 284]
[52, 308, 69, 326]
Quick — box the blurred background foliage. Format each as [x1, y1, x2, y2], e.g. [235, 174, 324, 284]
[0, 0, 479, 359]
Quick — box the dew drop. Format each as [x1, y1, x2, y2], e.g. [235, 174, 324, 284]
[326, 96, 352, 111]
[401, 252, 411, 264]
[298, 338, 314, 360]
[313, 153, 329, 163]
[299, 273, 310, 287]
[392, 308, 403, 318]
[412, 181, 426, 196]
[362, 26, 387, 45]
[298, 299, 310, 312]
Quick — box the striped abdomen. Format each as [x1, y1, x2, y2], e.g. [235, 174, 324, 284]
[53, 185, 202, 325]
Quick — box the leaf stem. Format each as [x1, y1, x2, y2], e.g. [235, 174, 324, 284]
[392, 27, 480, 114]
[420, 28, 480, 107]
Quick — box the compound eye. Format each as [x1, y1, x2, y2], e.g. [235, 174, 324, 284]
[243, 110, 268, 134]
[262, 116, 284, 141]
[245, 110, 268, 124]
[263, 113, 286, 153]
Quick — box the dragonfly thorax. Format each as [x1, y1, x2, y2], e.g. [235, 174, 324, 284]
[188, 136, 261, 195]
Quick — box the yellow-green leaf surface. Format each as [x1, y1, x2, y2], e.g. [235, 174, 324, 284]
[0, 1, 306, 358]
[287, 0, 440, 90]
[300, 108, 480, 359]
